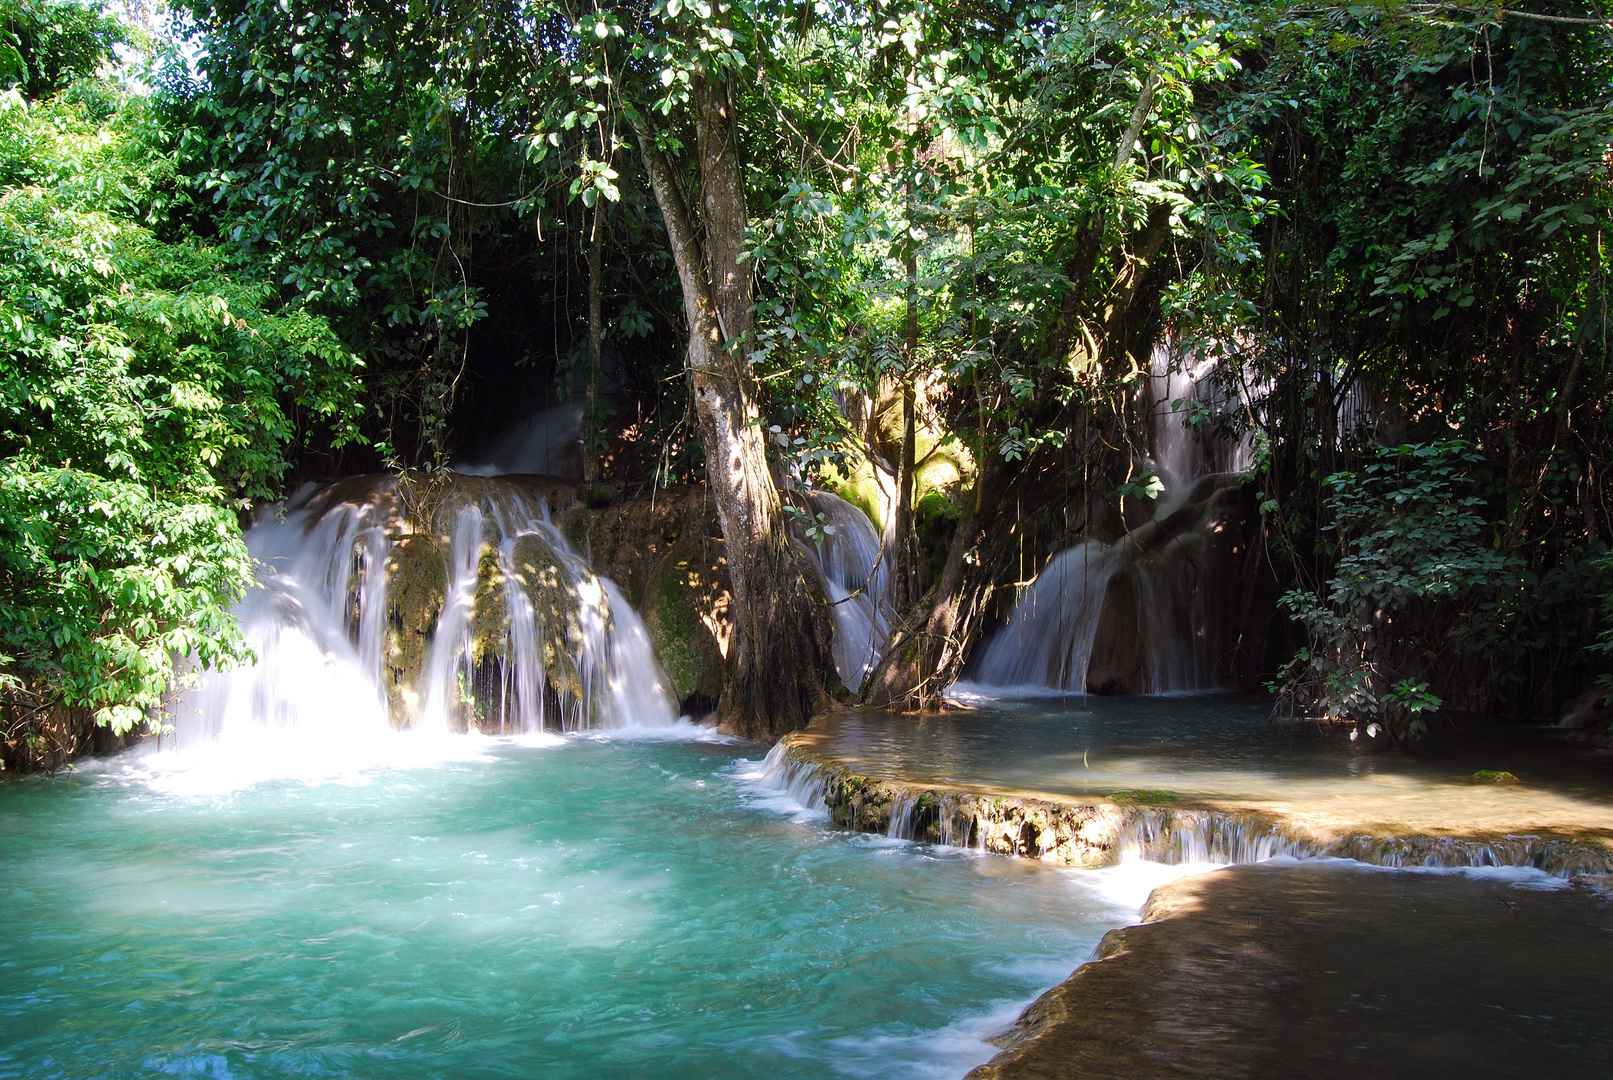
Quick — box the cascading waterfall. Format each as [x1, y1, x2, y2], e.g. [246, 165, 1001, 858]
[173, 473, 678, 749]
[751, 742, 1612, 877]
[967, 345, 1247, 696]
[795, 490, 894, 691]
[968, 541, 1123, 691]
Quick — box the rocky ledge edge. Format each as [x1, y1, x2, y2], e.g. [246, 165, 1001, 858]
[761, 735, 1613, 878]
[762, 734, 1613, 1080]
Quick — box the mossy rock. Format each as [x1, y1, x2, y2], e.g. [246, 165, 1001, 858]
[470, 541, 508, 668]
[508, 533, 588, 703]
[1108, 789, 1178, 805]
[383, 534, 446, 727]
[641, 536, 726, 710]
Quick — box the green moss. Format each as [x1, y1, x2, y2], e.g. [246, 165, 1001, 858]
[509, 534, 586, 702]
[383, 534, 447, 728]
[470, 542, 506, 667]
[1472, 770, 1520, 783]
[1108, 789, 1177, 805]
[640, 537, 725, 706]
[915, 490, 960, 526]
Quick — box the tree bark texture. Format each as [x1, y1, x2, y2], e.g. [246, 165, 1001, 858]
[892, 238, 920, 609]
[633, 87, 831, 736]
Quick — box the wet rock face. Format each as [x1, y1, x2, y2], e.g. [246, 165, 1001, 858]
[1559, 686, 1613, 732]
[506, 533, 588, 704]
[382, 534, 446, 725]
[561, 487, 733, 717]
[305, 472, 682, 733]
[1084, 569, 1143, 695]
[641, 536, 729, 715]
[364, 482, 603, 730]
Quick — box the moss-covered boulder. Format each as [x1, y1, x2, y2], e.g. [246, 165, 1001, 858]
[506, 533, 590, 705]
[383, 534, 446, 726]
[641, 536, 728, 714]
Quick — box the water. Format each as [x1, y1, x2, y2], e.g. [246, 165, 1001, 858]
[968, 346, 1247, 696]
[800, 694, 1613, 842]
[0, 737, 1195, 1080]
[176, 474, 677, 741]
[797, 490, 894, 691]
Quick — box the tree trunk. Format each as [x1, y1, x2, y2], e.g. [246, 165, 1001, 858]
[864, 459, 1003, 709]
[633, 86, 831, 735]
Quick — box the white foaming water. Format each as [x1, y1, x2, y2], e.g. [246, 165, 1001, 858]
[796, 490, 894, 691]
[1070, 854, 1230, 911]
[966, 344, 1245, 697]
[162, 473, 680, 791]
[732, 743, 831, 823]
[969, 541, 1122, 691]
[1276, 855, 1576, 892]
[823, 998, 1045, 1080]
[89, 726, 509, 798]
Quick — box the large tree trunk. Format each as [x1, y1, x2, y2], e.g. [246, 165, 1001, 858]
[633, 80, 831, 736]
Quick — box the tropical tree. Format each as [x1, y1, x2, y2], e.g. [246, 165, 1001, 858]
[0, 18, 361, 770]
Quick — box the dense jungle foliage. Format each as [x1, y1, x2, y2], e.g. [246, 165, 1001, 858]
[1, 0, 1609, 766]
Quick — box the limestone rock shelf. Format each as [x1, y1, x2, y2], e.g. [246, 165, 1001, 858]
[767, 728, 1613, 878]
[964, 860, 1613, 1080]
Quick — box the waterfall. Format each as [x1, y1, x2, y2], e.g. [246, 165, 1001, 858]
[173, 473, 678, 749]
[969, 541, 1122, 690]
[966, 345, 1246, 696]
[795, 490, 894, 691]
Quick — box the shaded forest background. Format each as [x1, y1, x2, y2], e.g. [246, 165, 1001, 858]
[1, 0, 1609, 767]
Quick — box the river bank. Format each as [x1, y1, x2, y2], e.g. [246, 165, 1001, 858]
[966, 859, 1613, 1080]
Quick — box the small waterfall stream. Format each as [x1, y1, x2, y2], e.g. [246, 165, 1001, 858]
[174, 473, 678, 749]
[796, 490, 894, 691]
[969, 346, 1248, 695]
